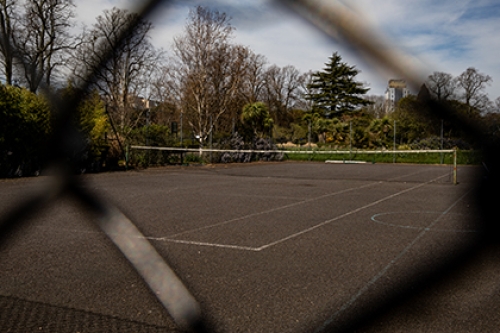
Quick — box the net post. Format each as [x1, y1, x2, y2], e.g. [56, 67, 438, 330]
[453, 148, 458, 185]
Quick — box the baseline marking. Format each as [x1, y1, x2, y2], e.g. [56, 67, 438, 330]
[314, 189, 472, 333]
[162, 166, 448, 242]
[33, 226, 262, 252]
[159, 172, 450, 251]
[34, 171, 452, 253]
[153, 238, 260, 252]
[163, 181, 381, 239]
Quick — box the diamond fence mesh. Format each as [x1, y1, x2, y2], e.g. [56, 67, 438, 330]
[1, 0, 498, 332]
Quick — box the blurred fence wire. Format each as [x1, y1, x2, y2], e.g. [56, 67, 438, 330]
[1, 0, 499, 332]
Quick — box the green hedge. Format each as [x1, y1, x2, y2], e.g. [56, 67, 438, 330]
[283, 150, 482, 165]
[0, 85, 51, 177]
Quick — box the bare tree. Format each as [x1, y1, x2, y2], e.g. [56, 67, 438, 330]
[216, 44, 258, 134]
[72, 7, 160, 137]
[495, 97, 500, 113]
[149, 62, 181, 127]
[215, 49, 268, 134]
[457, 67, 492, 113]
[263, 64, 306, 127]
[296, 71, 316, 112]
[173, 6, 249, 145]
[426, 71, 457, 100]
[364, 95, 387, 118]
[241, 51, 267, 104]
[16, 0, 75, 92]
[150, 63, 175, 105]
[0, 0, 18, 85]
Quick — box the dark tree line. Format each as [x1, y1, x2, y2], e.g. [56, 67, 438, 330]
[389, 69, 496, 149]
[1, 3, 499, 173]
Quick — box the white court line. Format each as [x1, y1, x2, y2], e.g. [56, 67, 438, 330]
[154, 238, 260, 252]
[255, 173, 450, 251]
[163, 181, 381, 239]
[387, 168, 434, 181]
[164, 166, 444, 239]
[158, 173, 450, 251]
[32, 225, 262, 252]
[386, 166, 452, 182]
[35, 171, 451, 253]
[313, 189, 472, 333]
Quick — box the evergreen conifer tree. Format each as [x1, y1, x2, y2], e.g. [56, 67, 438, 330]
[306, 52, 371, 117]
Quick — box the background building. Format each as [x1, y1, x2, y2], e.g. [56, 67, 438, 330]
[385, 79, 410, 112]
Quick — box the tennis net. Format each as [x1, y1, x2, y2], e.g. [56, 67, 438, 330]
[129, 145, 459, 184]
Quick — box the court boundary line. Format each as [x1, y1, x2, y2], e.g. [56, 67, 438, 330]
[164, 166, 451, 240]
[370, 211, 478, 233]
[314, 189, 472, 333]
[32, 170, 454, 253]
[151, 238, 260, 252]
[163, 181, 381, 239]
[256, 173, 449, 251]
[158, 173, 450, 251]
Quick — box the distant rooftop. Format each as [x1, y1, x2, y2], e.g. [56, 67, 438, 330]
[388, 79, 407, 89]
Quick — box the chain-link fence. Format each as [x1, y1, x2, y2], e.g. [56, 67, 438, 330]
[1, 0, 498, 332]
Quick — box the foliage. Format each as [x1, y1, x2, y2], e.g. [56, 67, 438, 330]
[59, 86, 110, 171]
[128, 124, 171, 147]
[482, 112, 500, 139]
[78, 90, 109, 153]
[77, 89, 109, 156]
[240, 102, 273, 140]
[270, 124, 308, 144]
[289, 123, 308, 144]
[73, 6, 158, 141]
[408, 136, 472, 150]
[3, 3, 497, 172]
[365, 117, 394, 148]
[391, 95, 430, 144]
[308, 116, 346, 144]
[284, 149, 479, 165]
[391, 94, 482, 147]
[0, 84, 51, 176]
[306, 52, 372, 117]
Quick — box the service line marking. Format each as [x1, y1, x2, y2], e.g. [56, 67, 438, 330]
[163, 181, 380, 239]
[34, 171, 452, 253]
[159, 173, 450, 251]
[256, 173, 450, 251]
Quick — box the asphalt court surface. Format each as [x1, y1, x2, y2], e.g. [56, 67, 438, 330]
[1, 162, 499, 333]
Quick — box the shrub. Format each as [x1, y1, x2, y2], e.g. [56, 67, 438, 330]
[0, 85, 51, 177]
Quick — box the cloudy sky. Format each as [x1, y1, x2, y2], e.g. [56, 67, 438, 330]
[73, 0, 500, 99]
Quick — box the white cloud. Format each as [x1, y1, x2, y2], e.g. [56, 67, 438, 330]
[74, 0, 129, 25]
[71, 0, 500, 99]
[331, 0, 499, 98]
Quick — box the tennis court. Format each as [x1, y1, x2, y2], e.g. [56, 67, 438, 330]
[1, 161, 498, 333]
